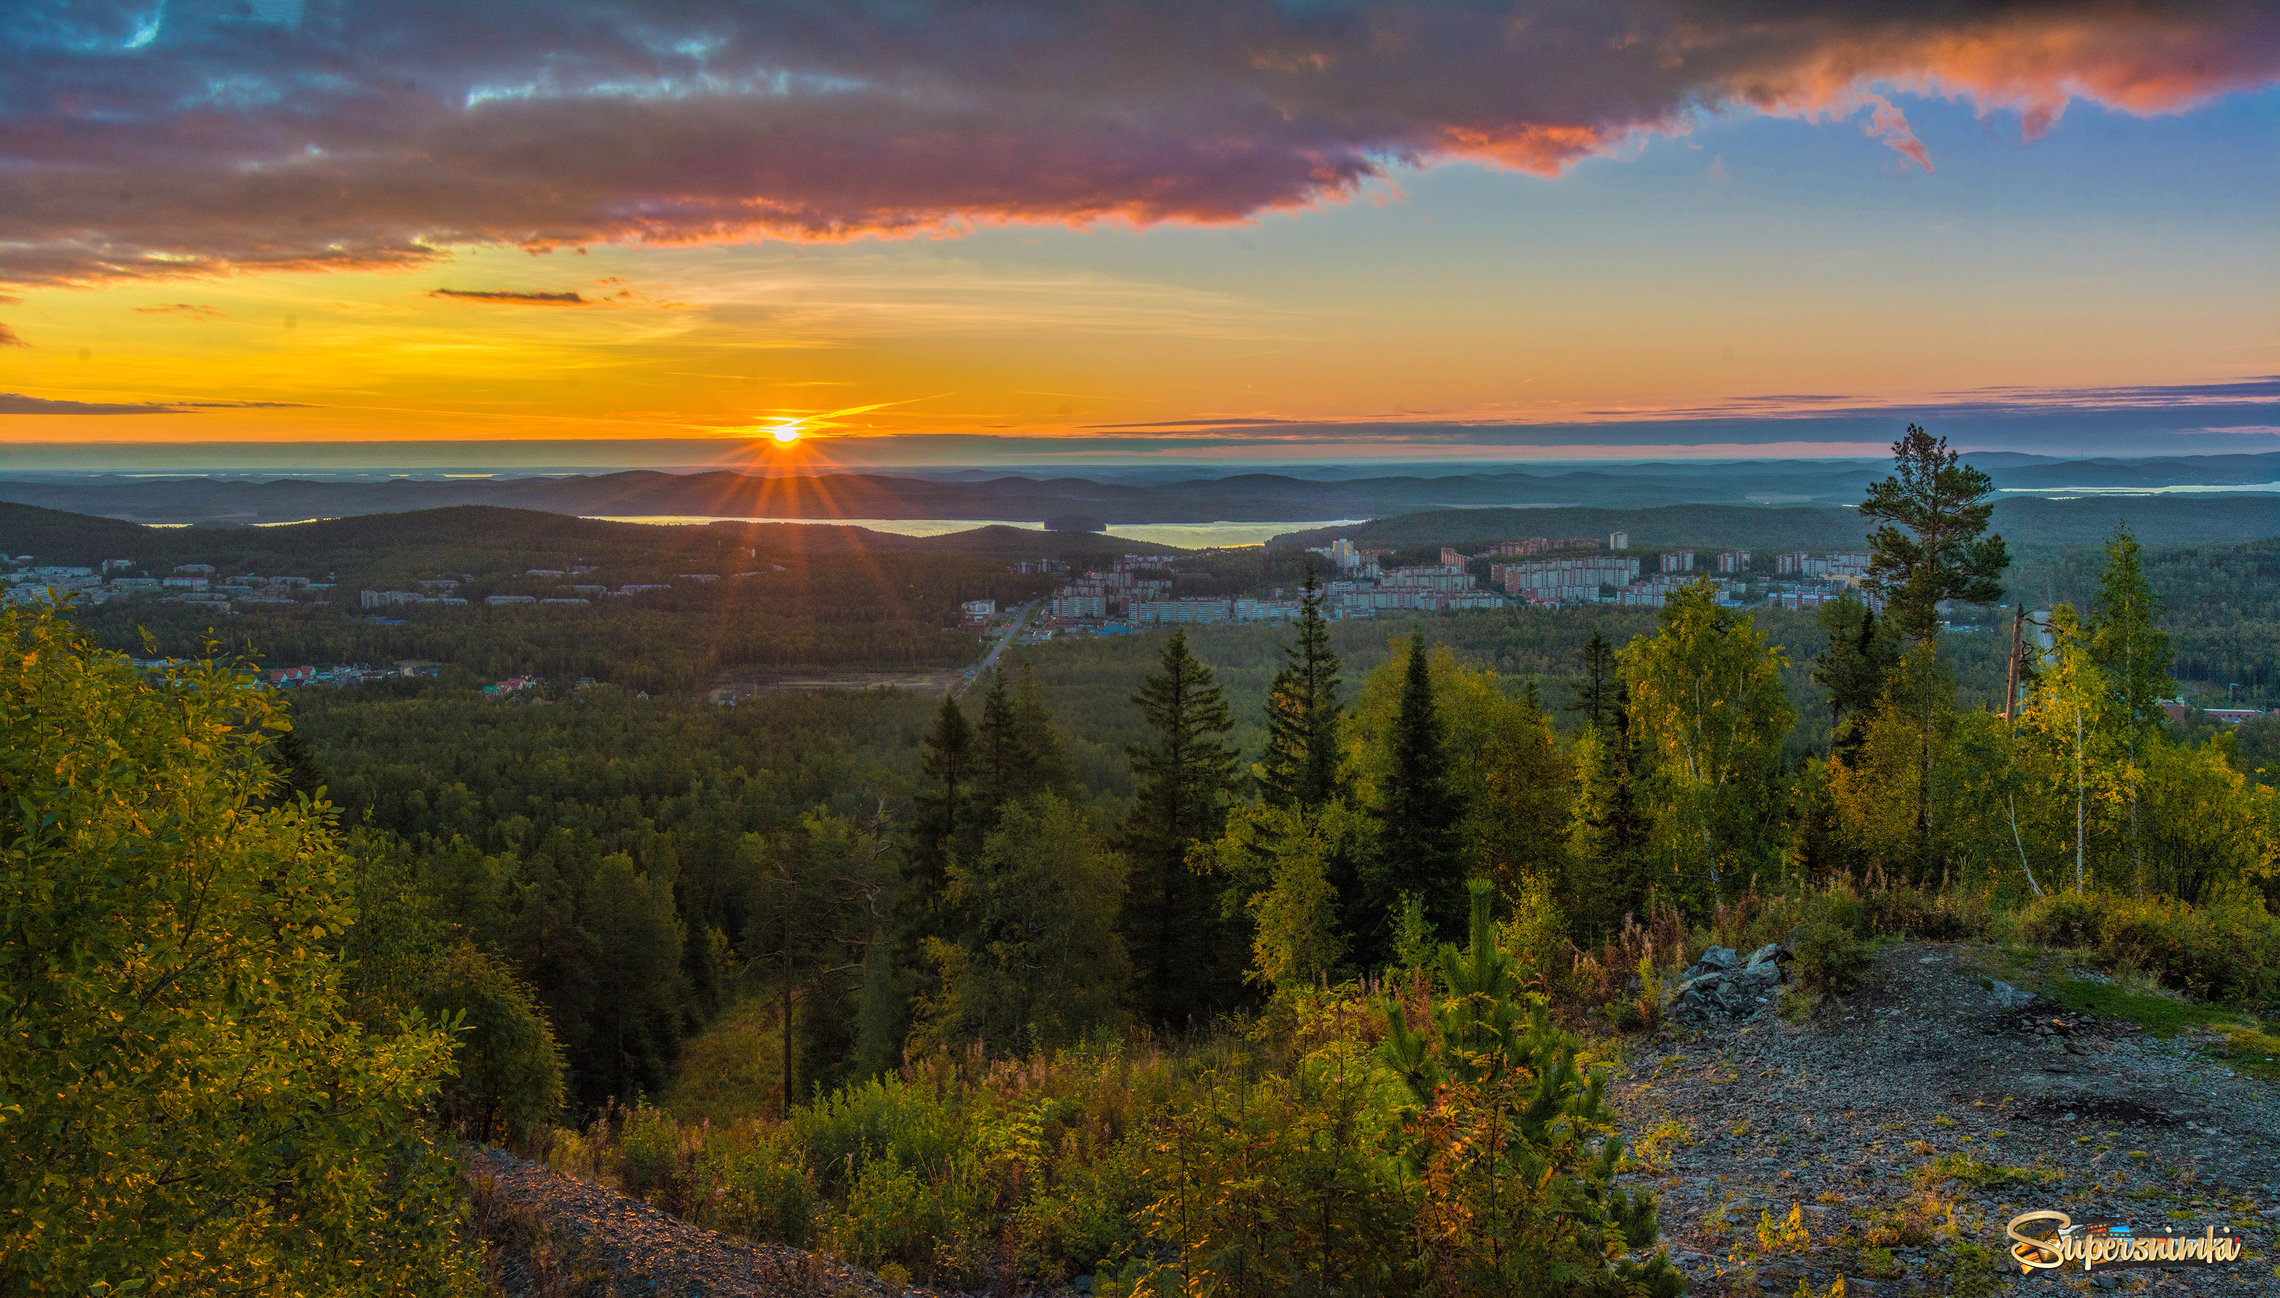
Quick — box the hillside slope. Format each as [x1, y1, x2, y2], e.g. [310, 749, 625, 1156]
[1620, 940, 2278, 1295]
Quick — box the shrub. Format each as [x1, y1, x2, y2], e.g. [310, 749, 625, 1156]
[2020, 891, 2102, 948]
[421, 940, 566, 1148]
[2019, 890, 2280, 1007]
[1791, 920, 1867, 995]
[615, 1099, 694, 1209]
[693, 1125, 817, 1246]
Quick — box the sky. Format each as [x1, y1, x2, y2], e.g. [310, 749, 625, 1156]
[2, 1, 2277, 467]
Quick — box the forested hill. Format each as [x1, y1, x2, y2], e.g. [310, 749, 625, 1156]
[1273, 493, 2280, 553]
[0, 502, 1177, 570]
[9, 451, 2280, 526]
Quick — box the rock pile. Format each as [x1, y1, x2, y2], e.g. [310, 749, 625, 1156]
[1670, 941, 1791, 1022]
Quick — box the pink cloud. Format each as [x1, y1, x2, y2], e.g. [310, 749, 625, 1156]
[0, 3, 2272, 287]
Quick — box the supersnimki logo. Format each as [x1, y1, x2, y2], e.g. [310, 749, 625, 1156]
[2006, 1210, 2246, 1274]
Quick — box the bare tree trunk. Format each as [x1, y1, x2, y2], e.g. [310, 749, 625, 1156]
[2073, 709, 2086, 894]
[2006, 795, 2044, 898]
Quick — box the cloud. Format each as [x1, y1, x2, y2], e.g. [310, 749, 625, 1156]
[0, 323, 22, 346]
[133, 303, 222, 316]
[430, 288, 590, 305]
[0, 393, 308, 415]
[0, 3, 2274, 286]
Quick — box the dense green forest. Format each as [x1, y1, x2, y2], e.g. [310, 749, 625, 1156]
[11, 440, 2280, 1294]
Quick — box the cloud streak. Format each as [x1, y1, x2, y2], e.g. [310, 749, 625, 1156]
[0, 393, 308, 415]
[430, 288, 590, 305]
[1, 3, 2274, 287]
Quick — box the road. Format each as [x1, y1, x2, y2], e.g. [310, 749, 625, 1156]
[959, 599, 1037, 694]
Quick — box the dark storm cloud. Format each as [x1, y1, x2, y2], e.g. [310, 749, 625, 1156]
[3, 1, 2276, 287]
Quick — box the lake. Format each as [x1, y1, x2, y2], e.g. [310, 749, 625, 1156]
[583, 517, 1370, 548]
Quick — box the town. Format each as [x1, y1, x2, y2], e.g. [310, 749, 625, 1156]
[1020, 532, 1882, 637]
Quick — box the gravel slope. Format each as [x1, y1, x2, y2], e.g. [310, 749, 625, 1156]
[1610, 940, 2280, 1296]
[462, 1147, 947, 1298]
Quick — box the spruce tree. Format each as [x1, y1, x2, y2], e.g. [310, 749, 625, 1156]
[1364, 632, 1469, 958]
[897, 694, 975, 1020]
[1123, 629, 1244, 1025]
[1811, 594, 1897, 764]
[2088, 523, 2173, 731]
[1257, 571, 1345, 810]
[1566, 629, 1618, 730]
[2087, 524, 2175, 892]
[973, 664, 1073, 827]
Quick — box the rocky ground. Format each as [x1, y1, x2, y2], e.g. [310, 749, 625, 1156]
[1610, 939, 2280, 1296]
[462, 1147, 945, 1298]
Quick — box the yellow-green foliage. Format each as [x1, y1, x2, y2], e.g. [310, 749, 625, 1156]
[546, 905, 1689, 1296]
[1342, 642, 1572, 897]
[2022, 890, 2280, 1005]
[0, 608, 478, 1295]
[1619, 582, 1795, 904]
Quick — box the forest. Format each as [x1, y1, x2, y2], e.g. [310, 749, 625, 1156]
[8, 431, 2280, 1295]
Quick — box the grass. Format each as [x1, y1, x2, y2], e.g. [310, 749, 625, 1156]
[1922, 1151, 2061, 1191]
[2026, 970, 2280, 1082]
[658, 995, 789, 1126]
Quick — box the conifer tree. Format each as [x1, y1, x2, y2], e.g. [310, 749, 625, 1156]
[2087, 524, 2174, 891]
[1257, 570, 1345, 811]
[1568, 684, 1650, 936]
[920, 795, 1130, 1052]
[902, 694, 974, 965]
[1364, 631, 1469, 956]
[973, 664, 1074, 827]
[1566, 629, 1618, 730]
[1859, 423, 2010, 645]
[1123, 629, 1244, 1024]
[1857, 426, 2006, 874]
[1812, 594, 1897, 764]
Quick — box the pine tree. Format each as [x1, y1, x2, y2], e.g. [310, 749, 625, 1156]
[1859, 424, 2010, 645]
[1364, 632, 1469, 957]
[1257, 571, 1345, 810]
[1568, 684, 1650, 937]
[1123, 629, 1244, 1025]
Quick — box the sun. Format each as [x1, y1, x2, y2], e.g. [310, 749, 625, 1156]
[768, 418, 804, 444]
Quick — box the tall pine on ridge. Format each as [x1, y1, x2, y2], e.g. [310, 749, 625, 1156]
[1123, 629, 1243, 1025]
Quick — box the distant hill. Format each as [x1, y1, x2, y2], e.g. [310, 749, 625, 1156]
[0, 502, 1183, 570]
[6, 451, 2277, 526]
[1272, 494, 2280, 554]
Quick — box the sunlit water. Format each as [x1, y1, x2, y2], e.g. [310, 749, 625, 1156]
[1998, 483, 2280, 496]
[585, 517, 1368, 547]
